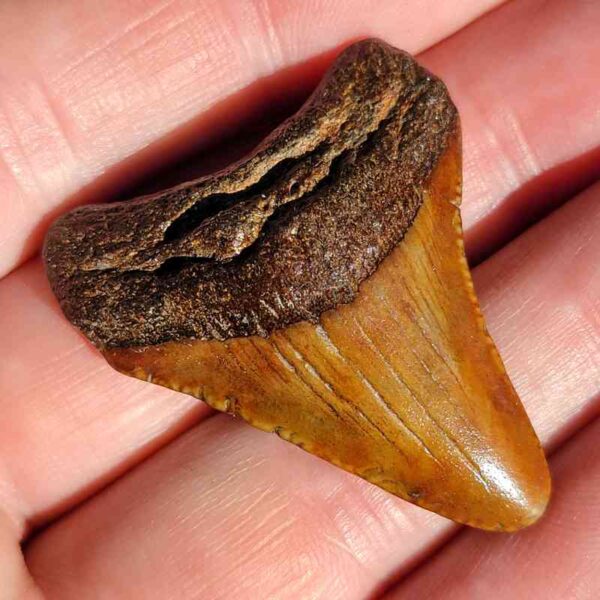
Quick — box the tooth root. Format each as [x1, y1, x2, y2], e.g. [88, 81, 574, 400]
[105, 132, 550, 531]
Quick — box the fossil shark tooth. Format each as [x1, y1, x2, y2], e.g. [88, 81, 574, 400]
[44, 39, 551, 531]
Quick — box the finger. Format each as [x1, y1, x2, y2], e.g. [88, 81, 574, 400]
[0, 0, 504, 278]
[418, 0, 600, 262]
[0, 258, 212, 534]
[471, 187, 600, 449]
[385, 416, 600, 600]
[2, 0, 599, 534]
[24, 180, 600, 599]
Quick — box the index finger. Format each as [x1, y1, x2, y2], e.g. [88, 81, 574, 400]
[0, 0, 506, 278]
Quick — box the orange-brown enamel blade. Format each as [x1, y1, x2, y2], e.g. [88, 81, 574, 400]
[105, 133, 550, 531]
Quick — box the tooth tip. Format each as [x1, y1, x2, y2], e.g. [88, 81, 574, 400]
[506, 473, 551, 531]
[485, 496, 550, 532]
[473, 458, 552, 532]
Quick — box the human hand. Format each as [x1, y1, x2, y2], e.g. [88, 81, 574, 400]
[1, 1, 599, 598]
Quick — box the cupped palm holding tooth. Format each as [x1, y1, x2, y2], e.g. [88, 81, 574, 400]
[0, 1, 599, 599]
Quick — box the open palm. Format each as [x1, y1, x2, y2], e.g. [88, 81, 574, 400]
[1, 1, 599, 598]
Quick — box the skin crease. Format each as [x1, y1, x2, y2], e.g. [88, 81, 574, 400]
[0, 0, 597, 597]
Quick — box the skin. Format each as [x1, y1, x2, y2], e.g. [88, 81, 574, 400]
[0, 0, 598, 598]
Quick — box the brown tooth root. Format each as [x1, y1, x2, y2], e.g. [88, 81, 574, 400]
[44, 39, 550, 531]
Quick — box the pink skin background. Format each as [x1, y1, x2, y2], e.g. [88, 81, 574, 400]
[0, 0, 599, 598]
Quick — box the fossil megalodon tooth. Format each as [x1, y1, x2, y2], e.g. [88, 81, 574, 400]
[44, 39, 551, 531]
